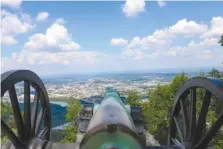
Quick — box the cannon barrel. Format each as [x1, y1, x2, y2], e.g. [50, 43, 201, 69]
[80, 88, 145, 149]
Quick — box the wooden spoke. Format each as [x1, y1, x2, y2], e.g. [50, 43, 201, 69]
[189, 88, 196, 141]
[171, 138, 181, 146]
[35, 108, 46, 135]
[1, 119, 23, 148]
[173, 116, 184, 142]
[196, 113, 223, 149]
[38, 127, 49, 140]
[180, 99, 189, 141]
[193, 91, 211, 145]
[8, 85, 24, 141]
[24, 81, 31, 141]
[31, 91, 40, 137]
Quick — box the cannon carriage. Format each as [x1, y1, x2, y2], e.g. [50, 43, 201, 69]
[1, 70, 223, 149]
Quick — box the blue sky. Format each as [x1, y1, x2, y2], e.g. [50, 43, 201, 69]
[1, 1, 223, 75]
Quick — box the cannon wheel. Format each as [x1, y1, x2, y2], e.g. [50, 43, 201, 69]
[168, 77, 223, 149]
[1, 70, 51, 148]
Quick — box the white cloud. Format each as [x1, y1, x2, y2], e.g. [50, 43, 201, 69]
[1, 49, 108, 75]
[24, 19, 80, 51]
[120, 16, 222, 64]
[188, 38, 219, 50]
[127, 37, 141, 48]
[199, 50, 213, 59]
[110, 38, 128, 46]
[59, 42, 80, 51]
[1, 18, 106, 73]
[125, 36, 167, 53]
[201, 16, 223, 38]
[2, 14, 223, 74]
[165, 37, 221, 60]
[141, 35, 167, 46]
[169, 19, 208, 35]
[123, 18, 208, 51]
[1, 36, 17, 45]
[36, 12, 49, 21]
[151, 19, 208, 40]
[122, 0, 145, 17]
[122, 18, 209, 54]
[1, 9, 33, 45]
[1, 0, 22, 8]
[122, 48, 145, 60]
[12, 50, 104, 65]
[167, 46, 187, 57]
[157, 1, 167, 8]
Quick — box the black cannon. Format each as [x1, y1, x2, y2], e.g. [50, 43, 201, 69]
[1, 70, 223, 149]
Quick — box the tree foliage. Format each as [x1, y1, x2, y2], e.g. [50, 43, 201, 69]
[219, 34, 223, 47]
[60, 124, 78, 143]
[1, 102, 16, 143]
[1, 102, 13, 119]
[60, 98, 81, 143]
[208, 68, 222, 78]
[126, 91, 141, 106]
[141, 73, 189, 144]
[66, 98, 81, 122]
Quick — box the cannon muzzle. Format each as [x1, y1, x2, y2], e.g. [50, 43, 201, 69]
[80, 88, 145, 149]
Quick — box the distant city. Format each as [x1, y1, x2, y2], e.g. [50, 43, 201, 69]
[2, 72, 199, 102]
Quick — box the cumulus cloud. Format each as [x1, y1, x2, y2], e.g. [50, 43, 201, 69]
[2, 46, 107, 74]
[166, 37, 221, 60]
[11, 50, 104, 65]
[120, 17, 222, 61]
[167, 46, 188, 57]
[122, 48, 146, 60]
[157, 1, 167, 8]
[122, 18, 208, 52]
[150, 19, 208, 40]
[110, 38, 128, 46]
[36, 12, 49, 21]
[122, 0, 145, 17]
[1, 18, 107, 74]
[2, 15, 223, 74]
[1, 36, 17, 45]
[1, 0, 22, 8]
[188, 38, 219, 50]
[198, 50, 213, 59]
[1, 9, 33, 45]
[24, 19, 80, 51]
[169, 19, 208, 35]
[201, 16, 223, 38]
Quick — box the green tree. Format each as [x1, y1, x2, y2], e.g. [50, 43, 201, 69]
[1, 102, 13, 121]
[169, 73, 189, 96]
[141, 73, 189, 144]
[126, 91, 141, 106]
[66, 98, 81, 122]
[199, 72, 206, 77]
[219, 34, 223, 47]
[60, 124, 78, 143]
[60, 98, 81, 143]
[1, 102, 16, 143]
[208, 68, 221, 78]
